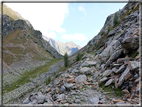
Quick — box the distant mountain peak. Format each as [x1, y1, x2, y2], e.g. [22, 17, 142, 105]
[43, 36, 81, 56]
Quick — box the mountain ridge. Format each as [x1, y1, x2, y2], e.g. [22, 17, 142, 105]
[43, 36, 81, 56]
[2, 4, 63, 103]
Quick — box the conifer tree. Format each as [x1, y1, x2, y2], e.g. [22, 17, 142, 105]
[64, 52, 69, 67]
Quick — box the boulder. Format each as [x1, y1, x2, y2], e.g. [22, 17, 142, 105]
[44, 94, 51, 102]
[57, 94, 65, 100]
[71, 69, 79, 74]
[112, 67, 118, 72]
[75, 75, 87, 83]
[114, 64, 126, 74]
[121, 36, 139, 54]
[105, 79, 114, 86]
[80, 67, 92, 75]
[36, 95, 46, 104]
[59, 86, 66, 94]
[99, 40, 121, 62]
[31, 99, 37, 104]
[118, 67, 131, 86]
[99, 77, 108, 84]
[88, 97, 99, 104]
[103, 70, 113, 77]
[53, 79, 60, 86]
[67, 78, 75, 83]
[60, 73, 70, 78]
[117, 57, 132, 64]
[127, 61, 139, 71]
[23, 97, 30, 104]
[93, 71, 100, 79]
[64, 83, 74, 90]
[105, 49, 122, 68]
[96, 47, 103, 55]
[75, 99, 81, 104]
[81, 61, 97, 67]
[51, 88, 56, 95]
[107, 29, 116, 37]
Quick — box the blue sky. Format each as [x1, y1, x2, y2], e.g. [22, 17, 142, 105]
[5, 3, 127, 47]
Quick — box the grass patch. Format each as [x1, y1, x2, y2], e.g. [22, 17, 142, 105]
[132, 51, 139, 58]
[89, 51, 96, 55]
[5, 47, 26, 55]
[3, 52, 15, 66]
[46, 76, 51, 85]
[99, 82, 122, 98]
[88, 74, 92, 77]
[3, 4, 24, 20]
[79, 89, 83, 92]
[3, 58, 63, 93]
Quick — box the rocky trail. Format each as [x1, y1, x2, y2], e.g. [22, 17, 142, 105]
[22, 53, 140, 106]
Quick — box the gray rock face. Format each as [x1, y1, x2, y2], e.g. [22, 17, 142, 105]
[121, 36, 139, 54]
[81, 61, 97, 67]
[75, 75, 87, 83]
[2, 15, 28, 39]
[107, 29, 116, 37]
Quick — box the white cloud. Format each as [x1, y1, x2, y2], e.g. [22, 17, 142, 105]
[78, 6, 86, 15]
[61, 33, 87, 41]
[5, 3, 69, 38]
[43, 31, 56, 39]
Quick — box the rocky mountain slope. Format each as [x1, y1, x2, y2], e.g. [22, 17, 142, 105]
[43, 36, 81, 56]
[20, 2, 140, 105]
[2, 4, 63, 104]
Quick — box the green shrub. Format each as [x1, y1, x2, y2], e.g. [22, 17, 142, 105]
[107, 26, 111, 35]
[131, 6, 134, 10]
[101, 31, 105, 36]
[64, 52, 69, 67]
[46, 76, 51, 85]
[76, 52, 81, 61]
[55, 73, 59, 77]
[113, 13, 119, 26]
[132, 52, 139, 58]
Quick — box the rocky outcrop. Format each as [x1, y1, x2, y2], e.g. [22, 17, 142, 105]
[3, 14, 63, 59]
